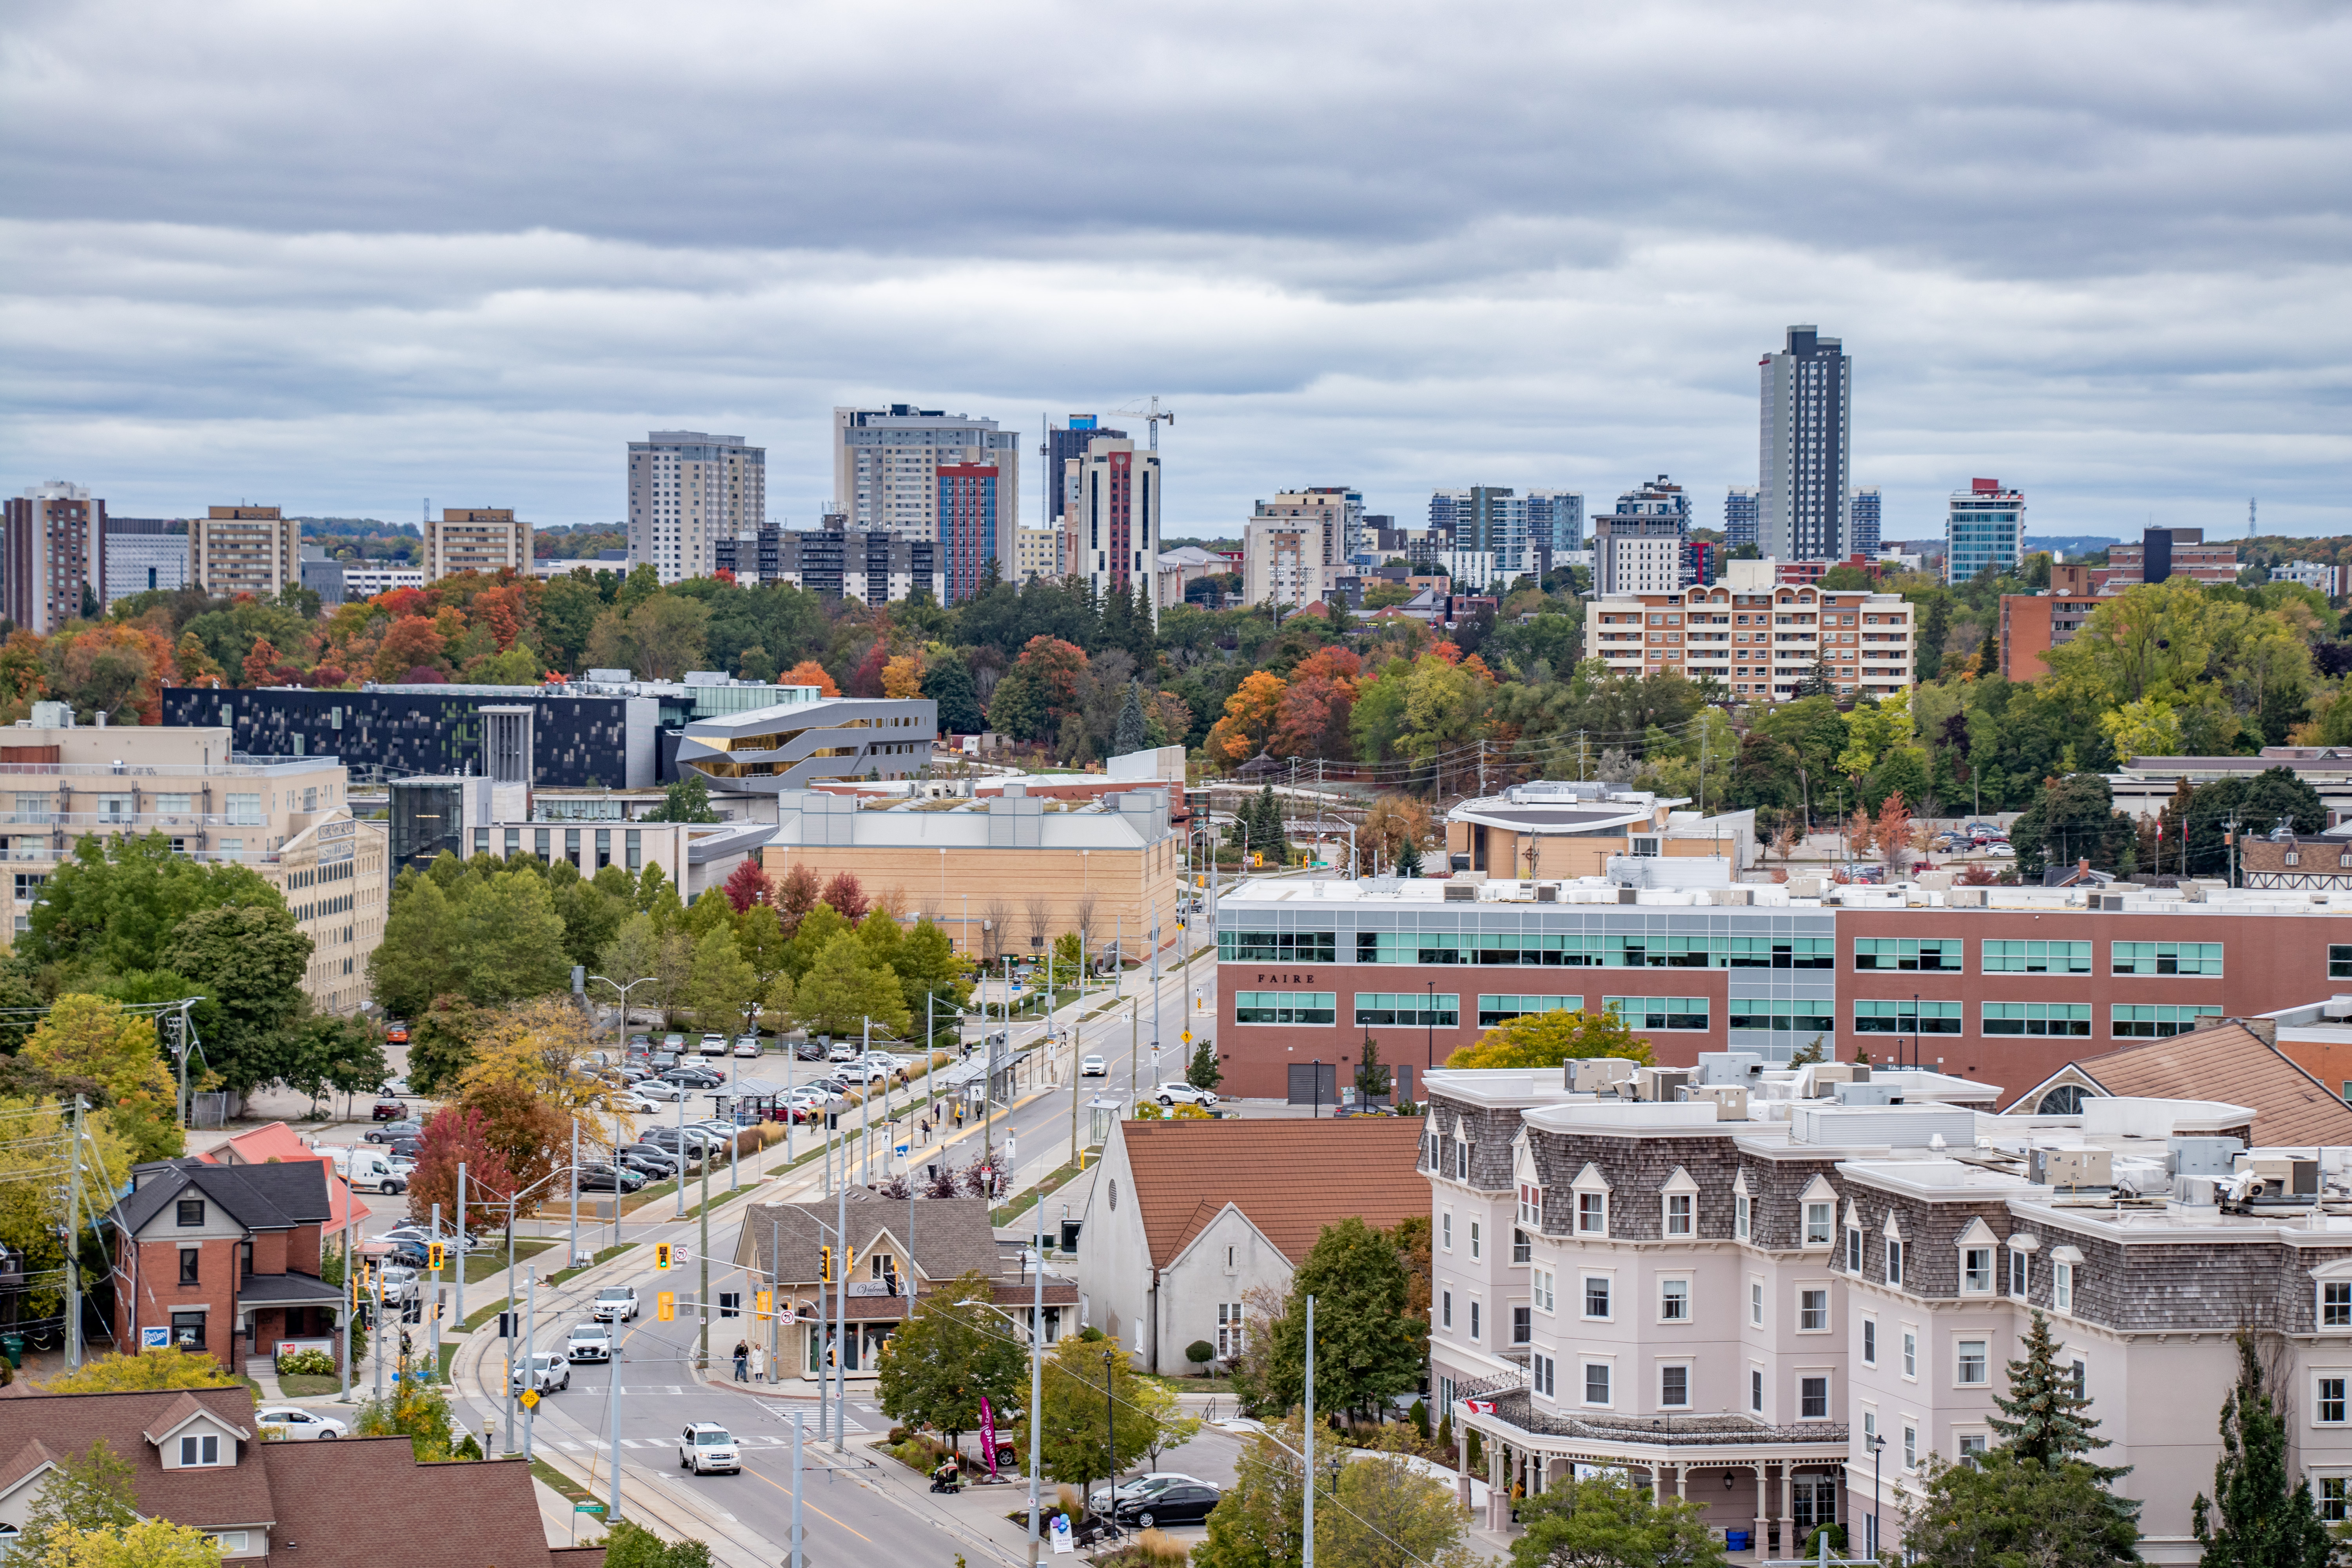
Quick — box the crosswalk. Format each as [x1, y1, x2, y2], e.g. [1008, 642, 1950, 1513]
[545, 1424, 871, 1452]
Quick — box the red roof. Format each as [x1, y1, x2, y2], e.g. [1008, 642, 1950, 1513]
[200, 1122, 370, 1235]
[1120, 1118, 1427, 1268]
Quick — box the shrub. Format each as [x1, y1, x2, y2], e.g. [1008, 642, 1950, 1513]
[278, 1348, 337, 1377]
[1185, 1340, 1216, 1368]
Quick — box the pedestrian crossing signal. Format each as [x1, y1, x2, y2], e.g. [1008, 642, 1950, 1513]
[657, 1292, 676, 1322]
[428, 1243, 446, 1271]
[655, 1243, 674, 1272]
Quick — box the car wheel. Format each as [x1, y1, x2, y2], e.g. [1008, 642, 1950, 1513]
[318, 1430, 337, 1439]
[1138, 1514, 1155, 1529]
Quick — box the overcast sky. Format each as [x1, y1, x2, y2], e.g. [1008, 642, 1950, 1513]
[4, 0, 2348, 544]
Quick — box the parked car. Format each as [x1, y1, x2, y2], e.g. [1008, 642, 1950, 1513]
[1152, 1082, 1218, 1109]
[677, 1422, 740, 1474]
[258, 1406, 349, 1441]
[591, 1287, 639, 1322]
[512, 1352, 570, 1394]
[1089, 1474, 1210, 1514]
[662, 1065, 725, 1088]
[825, 1041, 860, 1063]
[370, 1096, 407, 1122]
[634, 1079, 684, 1102]
[699, 1033, 730, 1057]
[567, 1322, 614, 1361]
[734, 1034, 762, 1058]
[1984, 842, 2016, 857]
[1080, 1054, 1107, 1077]
[625, 1033, 652, 1051]
[573, 1161, 646, 1193]
[385, 1023, 410, 1045]
[615, 1092, 662, 1115]
[648, 1052, 680, 1072]
[662, 1032, 687, 1051]
[791, 1038, 828, 1062]
[364, 1120, 422, 1144]
[618, 1145, 682, 1178]
[385, 1138, 423, 1160]
[1112, 1482, 1223, 1528]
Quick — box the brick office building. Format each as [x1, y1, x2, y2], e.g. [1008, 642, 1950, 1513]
[1212, 874, 2352, 1101]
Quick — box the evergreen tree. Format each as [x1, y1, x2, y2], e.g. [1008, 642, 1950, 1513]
[1396, 836, 1423, 877]
[920, 655, 987, 734]
[1252, 785, 1287, 866]
[2196, 1334, 2333, 1568]
[1991, 1310, 2118, 1471]
[1186, 1038, 1223, 1092]
[1354, 1034, 1391, 1101]
[1114, 681, 1149, 755]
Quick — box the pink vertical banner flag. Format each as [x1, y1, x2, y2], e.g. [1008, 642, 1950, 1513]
[980, 1397, 999, 1476]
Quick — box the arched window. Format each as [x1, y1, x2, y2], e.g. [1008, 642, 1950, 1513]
[2037, 1085, 2088, 1115]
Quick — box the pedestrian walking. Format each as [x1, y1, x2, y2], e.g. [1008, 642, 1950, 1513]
[749, 1343, 764, 1382]
[732, 1340, 749, 1381]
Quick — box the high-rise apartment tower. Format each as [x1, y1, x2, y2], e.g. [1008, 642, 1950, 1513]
[833, 405, 1020, 591]
[1945, 479, 2024, 584]
[423, 508, 532, 583]
[3, 481, 105, 633]
[190, 505, 302, 599]
[627, 431, 766, 585]
[1070, 439, 1161, 622]
[1759, 326, 1852, 560]
[1724, 486, 1760, 550]
[1592, 476, 1690, 595]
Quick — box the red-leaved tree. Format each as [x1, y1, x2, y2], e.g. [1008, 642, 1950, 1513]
[723, 858, 773, 913]
[776, 863, 821, 935]
[822, 871, 870, 924]
[407, 1105, 518, 1230]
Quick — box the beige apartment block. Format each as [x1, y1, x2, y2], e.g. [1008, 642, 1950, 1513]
[757, 784, 1184, 962]
[0, 717, 385, 1015]
[1242, 491, 1348, 608]
[1586, 577, 1914, 704]
[423, 507, 532, 582]
[1012, 526, 1063, 583]
[627, 431, 766, 586]
[191, 506, 303, 598]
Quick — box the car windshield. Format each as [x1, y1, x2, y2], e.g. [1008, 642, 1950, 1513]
[597, 1289, 631, 1300]
[695, 1430, 732, 1445]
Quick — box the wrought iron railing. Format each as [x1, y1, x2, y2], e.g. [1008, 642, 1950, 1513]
[1474, 1390, 1848, 1448]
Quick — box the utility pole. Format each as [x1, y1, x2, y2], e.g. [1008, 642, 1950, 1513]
[454, 1162, 466, 1329]
[1303, 1294, 1316, 1568]
[835, 1116, 849, 1453]
[65, 1098, 83, 1371]
[699, 1109, 712, 1371]
[568, 1118, 579, 1267]
[609, 1335, 624, 1523]
[789, 1407, 806, 1568]
[1027, 1189, 1046, 1568]
[428, 1201, 443, 1372]
[522, 1266, 540, 1459]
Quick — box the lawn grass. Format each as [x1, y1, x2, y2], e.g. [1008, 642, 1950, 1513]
[548, 1244, 634, 1286]
[530, 1455, 594, 1503]
[463, 1238, 555, 1284]
[437, 1342, 457, 1381]
[990, 1159, 1086, 1227]
[459, 1297, 510, 1334]
[279, 1372, 341, 1397]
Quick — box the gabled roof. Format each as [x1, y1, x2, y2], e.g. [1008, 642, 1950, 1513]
[0, 1388, 275, 1529]
[736, 1196, 1001, 1287]
[262, 1442, 587, 1568]
[1119, 1118, 1427, 1269]
[140, 1390, 249, 1447]
[0, 1436, 59, 1498]
[200, 1122, 369, 1234]
[2002, 1020, 2352, 1146]
[113, 1159, 331, 1238]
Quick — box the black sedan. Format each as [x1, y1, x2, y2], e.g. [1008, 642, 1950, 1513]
[573, 1161, 646, 1193]
[662, 1066, 725, 1088]
[617, 1144, 683, 1178]
[1113, 1483, 1222, 1528]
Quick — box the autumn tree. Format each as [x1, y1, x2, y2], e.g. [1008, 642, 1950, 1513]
[873, 1268, 1027, 1455]
[1446, 1007, 1653, 1071]
[721, 859, 772, 913]
[780, 659, 841, 697]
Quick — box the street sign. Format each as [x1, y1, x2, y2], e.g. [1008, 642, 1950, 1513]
[574, 1502, 604, 1514]
[519, 1388, 541, 1410]
[1181, 1030, 1192, 1045]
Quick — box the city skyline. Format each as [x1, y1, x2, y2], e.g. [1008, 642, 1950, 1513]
[4, 2, 2347, 541]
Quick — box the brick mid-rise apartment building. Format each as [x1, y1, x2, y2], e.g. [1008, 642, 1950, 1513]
[1213, 867, 2352, 1101]
[1583, 577, 1914, 704]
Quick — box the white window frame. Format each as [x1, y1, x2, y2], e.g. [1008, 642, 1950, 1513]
[1860, 1315, 1877, 1366]
[1582, 1359, 1614, 1409]
[1749, 1278, 1764, 1327]
[1576, 1190, 1608, 1236]
[1962, 1246, 1995, 1295]
[2009, 1249, 2029, 1299]
[1659, 1361, 1693, 1409]
[1735, 1191, 1751, 1241]
[1902, 1327, 1918, 1381]
[1441, 1212, 1453, 1252]
[1659, 1276, 1691, 1323]
[1441, 1290, 1452, 1330]
[2323, 1280, 2352, 1330]
[2322, 1476, 2352, 1524]
[1797, 1373, 1832, 1421]
[1582, 1273, 1615, 1322]
[1664, 1192, 1694, 1237]
[1903, 1423, 1918, 1469]
[2054, 1260, 2074, 1314]
[1803, 1201, 1834, 1247]
[1518, 1183, 1543, 1227]
[1533, 1269, 1556, 1314]
[1469, 1298, 1482, 1342]
[1886, 1238, 1905, 1289]
[1469, 1220, 1481, 1261]
[1797, 1286, 1830, 1333]
[1846, 1226, 1863, 1274]
[1532, 1352, 1557, 1401]
[2319, 1374, 2350, 1426]
[1956, 1338, 1990, 1386]
[1749, 1366, 1764, 1414]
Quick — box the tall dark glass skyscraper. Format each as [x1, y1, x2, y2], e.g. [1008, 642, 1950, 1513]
[1759, 326, 1851, 560]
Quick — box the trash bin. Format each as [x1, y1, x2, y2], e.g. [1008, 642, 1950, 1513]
[1, 1335, 22, 1369]
[1726, 1532, 1751, 1553]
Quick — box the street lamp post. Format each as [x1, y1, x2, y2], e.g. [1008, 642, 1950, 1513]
[586, 973, 658, 1038]
[1425, 979, 1437, 1079]
[1103, 1348, 1119, 1539]
[1869, 1430, 1886, 1560]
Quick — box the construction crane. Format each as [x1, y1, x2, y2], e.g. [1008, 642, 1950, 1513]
[1110, 396, 1176, 450]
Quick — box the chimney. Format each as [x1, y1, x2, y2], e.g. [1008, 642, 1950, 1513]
[2240, 1016, 2279, 1047]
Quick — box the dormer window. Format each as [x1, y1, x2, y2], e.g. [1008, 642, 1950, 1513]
[1803, 1202, 1833, 1246]
[176, 1199, 205, 1227]
[1577, 1192, 1606, 1234]
[1517, 1183, 1543, 1227]
[179, 1434, 221, 1466]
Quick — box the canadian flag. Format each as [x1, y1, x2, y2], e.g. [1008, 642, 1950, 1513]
[1465, 1399, 1498, 1415]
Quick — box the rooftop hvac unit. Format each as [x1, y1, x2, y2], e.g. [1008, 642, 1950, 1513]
[1810, 1062, 1869, 1087]
[2231, 1153, 2319, 1205]
[1443, 882, 1477, 902]
[1565, 1057, 1640, 1095]
[1696, 1051, 1766, 1085]
[1790, 1105, 1975, 1149]
[1535, 884, 1560, 903]
[2324, 997, 2352, 1020]
[2168, 1136, 2244, 1177]
[1834, 1081, 1904, 1107]
[2029, 1147, 2114, 1192]
[1682, 1083, 1749, 1121]
[2174, 1173, 2222, 1207]
[1632, 1066, 1694, 1103]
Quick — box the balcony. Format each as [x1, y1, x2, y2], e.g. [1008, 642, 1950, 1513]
[1461, 1388, 1849, 1458]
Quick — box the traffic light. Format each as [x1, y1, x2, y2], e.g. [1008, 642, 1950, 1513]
[818, 1246, 834, 1283]
[654, 1242, 673, 1272]
[755, 1289, 774, 1318]
[428, 1242, 446, 1271]
[844, 1247, 857, 1280]
[656, 1292, 676, 1322]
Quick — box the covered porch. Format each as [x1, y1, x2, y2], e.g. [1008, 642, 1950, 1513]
[1454, 1390, 1852, 1559]
[231, 1273, 351, 1375]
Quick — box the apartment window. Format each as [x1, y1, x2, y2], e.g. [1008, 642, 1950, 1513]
[1661, 1365, 1691, 1408]
[1512, 1227, 1532, 1265]
[1855, 999, 1962, 1034]
[1887, 1239, 1905, 1288]
[1903, 1425, 1918, 1469]
[1983, 939, 2092, 974]
[1469, 1301, 1481, 1341]
[1903, 1330, 1918, 1379]
[1441, 1213, 1452, 1250]
[2072, 1359, 2087, 1400]
[178, 1434, 220, 1466]
[1664, 1193, 1693, 1237]
[1861, 1318, 1877, 1365]
[155, 793, 192, 815]
[1798, 1289, 1828, 1332]
[1584, 1362, 1612, 1406]
[1532, 1353, 1556, 1398]
[2054, 1261, 2074, 1313]
[1583, 1276, 1613, 1320]
[2325, 1282, 2352, 1328]
[1751, 1368, 1764, 1413]
[1517, 1183, 1543, 1227]
[1533, 1269, 1555, 1314]
[1804, 1201, 1833, 1246]
[1661, 1278, 1690, 1322]
[1512, 1306, 1532, 1345]
[2111, 940, 2223, 977]
[1750, 1281, 1765, 1327]
[178, 1247, 200, 1284]
[1800, 1376, 1829, 1419]
[1469, 1221, 1481, 1261]
[2112, 1004, 2223, 1038]
[1853, 938, 1963, 972]
[1958, 1434, 1989, 1462]
[2323, 1478, 2351, 1523]
[1735, 1192, 1751, 1241]
[1963, 1247, 1994, 1294]
[1577, 1192, 1607, 1234]
[1441, 1291, 1452, 1330]
[1846, 1227, 1862, 1273]
[176, 1200, 205, 1228]
[225, 793, 261, 826]
[1958, 1339, 1989, 1385]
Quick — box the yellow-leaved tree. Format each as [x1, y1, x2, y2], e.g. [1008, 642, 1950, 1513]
[40, 1347, 235, 1394]
[1445, 1007, 1654, 1071]
[456, 999, 625, 1157]
[20, 996, 181, 1164]
[0, 1096, 132, 1337]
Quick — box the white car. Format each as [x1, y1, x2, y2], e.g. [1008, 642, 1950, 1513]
[1080, 1054, 1107, 1077]
[258, 1406, 348, 1441]
[734, 1035, 762, 1058]
[592, 1287, 639, 1322]
[825, 1042, 860, 1063]
[615, 1092, 661, 1115]
[566, 1323, 613, 1362]
[678, 1421, 740, 1474]
[1984, 842, 2017, 858]
[511, 1352, 570, 1393]
[699, 1033, 730, 1057]
[635, 1079, 686, 1102]
[1153, 1082, 1218, 1109]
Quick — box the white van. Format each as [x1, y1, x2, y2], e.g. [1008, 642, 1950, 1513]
[321, 1145, 406, 1194]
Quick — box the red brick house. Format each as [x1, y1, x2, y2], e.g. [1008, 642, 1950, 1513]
[0, 1386, 604, 1566]
[105, 1160, 349, 1376]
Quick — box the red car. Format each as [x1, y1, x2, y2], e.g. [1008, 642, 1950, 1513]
[371, 1096, 407, 1121]
[385, 1023, 410, 1045]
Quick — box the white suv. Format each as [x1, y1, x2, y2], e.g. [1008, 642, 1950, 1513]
[678, 1422, 740, 1474]
[591, 1287, 638, 1322]
[1153, 1082, 1218, 1109]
